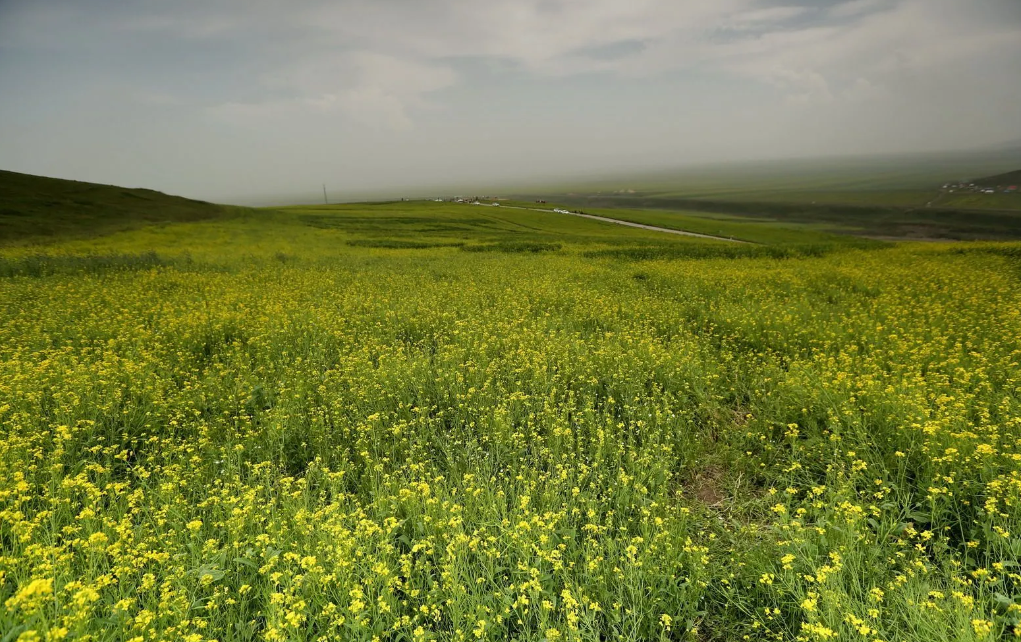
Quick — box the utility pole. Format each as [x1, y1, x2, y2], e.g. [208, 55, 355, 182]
[323, 184, 328, 204]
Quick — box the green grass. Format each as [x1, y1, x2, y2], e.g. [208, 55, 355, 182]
[681, 190, 936, 207]
[538, 193, 1021, 240]
[930, 193, 1021, 211]
[512, 152, 1021, 238]
[558, 206, 862, 245]
[0, 169, 248, 246]
[273, 201, 738, 251]
[0, 251, 171, 277]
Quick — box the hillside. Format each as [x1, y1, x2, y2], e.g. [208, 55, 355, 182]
[973, 169, 1021, 187]
[0, 169, 239, 244]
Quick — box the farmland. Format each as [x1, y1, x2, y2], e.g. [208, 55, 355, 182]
[2, 184, 1021, 641]
[517, 151, 1021, 240]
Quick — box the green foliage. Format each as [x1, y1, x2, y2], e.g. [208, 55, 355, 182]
[583, 241, 891, 262]
[0, 251, 169, 277]
[462, 241, 562, 254]
[549, 194, 1021, 239]
[346, 239, 466, 249]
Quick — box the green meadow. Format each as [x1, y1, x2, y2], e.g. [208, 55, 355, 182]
[2, 174, 1021, 641]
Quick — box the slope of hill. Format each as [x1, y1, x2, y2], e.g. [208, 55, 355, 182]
[0, 170, 241, 245]
[972, 169, 1021, 187]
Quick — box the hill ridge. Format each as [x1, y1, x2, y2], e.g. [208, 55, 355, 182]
[0, 169, 239, 245]
[972, 169, 1021, 187]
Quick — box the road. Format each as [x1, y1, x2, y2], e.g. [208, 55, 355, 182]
[484, 203, 749, 244]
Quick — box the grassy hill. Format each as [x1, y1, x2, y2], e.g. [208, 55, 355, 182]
[973, 169, 1021, 187]
[0, 169, 242, 245]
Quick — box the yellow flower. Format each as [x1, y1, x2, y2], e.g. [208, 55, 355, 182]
[6, 578, 53, 613]
[801, 622, 838, 639]
[87, 531, 108, 549]
[972, 620, 993, 636]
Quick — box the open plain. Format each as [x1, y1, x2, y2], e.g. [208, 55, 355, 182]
[2, 174, 1021, 641]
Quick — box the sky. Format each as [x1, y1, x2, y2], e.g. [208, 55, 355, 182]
[1, 0, 1020, 203]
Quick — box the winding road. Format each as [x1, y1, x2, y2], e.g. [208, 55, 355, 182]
[487, 203, 749, 244]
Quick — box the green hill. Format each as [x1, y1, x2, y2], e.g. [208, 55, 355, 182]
[0, 169, 240, 245]
[972, 169, 1021, 187]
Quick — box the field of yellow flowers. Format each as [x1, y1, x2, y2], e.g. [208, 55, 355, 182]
[1, 203, 1020, 641]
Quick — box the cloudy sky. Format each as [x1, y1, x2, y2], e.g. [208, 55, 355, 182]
[1, 0, 1019, 202]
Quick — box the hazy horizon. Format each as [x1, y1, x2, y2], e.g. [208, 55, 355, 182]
[2, 0, 1020, 203]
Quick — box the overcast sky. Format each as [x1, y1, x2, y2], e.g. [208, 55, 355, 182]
[1, 0, 1019, 202]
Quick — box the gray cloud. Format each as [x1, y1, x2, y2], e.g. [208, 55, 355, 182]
[1, 0, 1018, 201]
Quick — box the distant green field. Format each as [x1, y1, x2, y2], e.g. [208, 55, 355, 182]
[669, 190, 936, 207]
[538, 192, 1021, 239]
[510, 150, 1021, 237]
[584, 188, 1020, 213]
[273, 201, 732, 252]
[930, 192, 1021, 210]
[536, 148, 1021, 195]
[694, 189, 1021, 212]
[538, 205, 869, 246]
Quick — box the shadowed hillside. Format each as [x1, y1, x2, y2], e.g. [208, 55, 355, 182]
[973, 169, 1021, 187]
[0, 170, 243, 244]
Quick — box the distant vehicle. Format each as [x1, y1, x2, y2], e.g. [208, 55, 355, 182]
[492, 202, 500, 206]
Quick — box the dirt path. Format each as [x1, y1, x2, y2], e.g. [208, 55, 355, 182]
[491, 204, 749, 243]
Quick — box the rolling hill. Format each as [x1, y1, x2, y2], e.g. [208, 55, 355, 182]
[973, 169, 1021, 187]
[0, 169, 242, 244]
